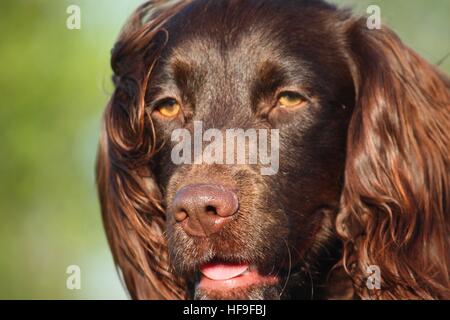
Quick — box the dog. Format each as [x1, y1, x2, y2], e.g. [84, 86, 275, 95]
[96, 0, 450, 300]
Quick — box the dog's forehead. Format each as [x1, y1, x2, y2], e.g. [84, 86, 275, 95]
[154, 0, 346, 85]
[148, 0, 352, 109]
[166, 29, 283, 80]
[163, 3, 333, 61]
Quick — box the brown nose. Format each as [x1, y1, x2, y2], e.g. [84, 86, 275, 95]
[171, 184, 239, 237]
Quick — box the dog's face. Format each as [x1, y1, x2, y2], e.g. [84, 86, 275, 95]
[100, 0, 450, 301]
[146, 0, 355, 299]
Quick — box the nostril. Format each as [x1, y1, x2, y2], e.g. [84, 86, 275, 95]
[175, 209, 188, 222]
[205, 205, 217, 215]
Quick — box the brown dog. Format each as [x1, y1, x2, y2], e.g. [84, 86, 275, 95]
[96, 0, 450, 300]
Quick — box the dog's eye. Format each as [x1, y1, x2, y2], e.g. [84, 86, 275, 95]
[154, 98, 181, 118]
[277, 91, 306, 108]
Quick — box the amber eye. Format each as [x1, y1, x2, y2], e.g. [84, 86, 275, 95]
[155, 98, 181, 118]
[277, 91, 306, 108]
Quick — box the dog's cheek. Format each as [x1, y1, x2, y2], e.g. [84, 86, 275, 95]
[166, 224, 195, 274]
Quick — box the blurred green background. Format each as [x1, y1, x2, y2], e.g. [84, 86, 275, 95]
[0, 0, 448, 299]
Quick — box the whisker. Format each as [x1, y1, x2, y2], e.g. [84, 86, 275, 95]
[307, 265, 314, 299]
[279, 239, 292, 298]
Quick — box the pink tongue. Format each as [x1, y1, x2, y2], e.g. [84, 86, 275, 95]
[200, 263, 249, 280]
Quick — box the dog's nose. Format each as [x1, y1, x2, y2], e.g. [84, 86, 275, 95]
[172, 184, 239, 237]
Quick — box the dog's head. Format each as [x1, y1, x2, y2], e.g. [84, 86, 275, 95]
[97, 0, 450, 300]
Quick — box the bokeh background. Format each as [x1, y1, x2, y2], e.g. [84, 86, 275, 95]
[0, 0, 448, 299]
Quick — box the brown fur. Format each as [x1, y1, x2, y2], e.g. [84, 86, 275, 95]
[96, 0, 450, 300]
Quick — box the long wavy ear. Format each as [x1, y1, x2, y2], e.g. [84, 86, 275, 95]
[96, 0, 190, 300]
[336, 18, 450, 299]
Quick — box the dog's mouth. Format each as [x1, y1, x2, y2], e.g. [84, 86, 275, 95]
[196, 260, 279, 292]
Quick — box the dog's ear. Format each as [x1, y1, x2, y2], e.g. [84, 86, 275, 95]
[96, 1, 190, 300]
[336, 18, 450, 299]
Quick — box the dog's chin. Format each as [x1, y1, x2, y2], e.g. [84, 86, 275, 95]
[191, 261, 282, 300]
[195, 283, 281, 300]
